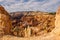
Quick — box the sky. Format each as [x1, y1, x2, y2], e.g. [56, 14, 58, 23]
[0, 0, 60, 12]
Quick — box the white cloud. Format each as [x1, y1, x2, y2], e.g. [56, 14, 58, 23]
[1, 0, 60, 12]
[0, 0, 3, 2]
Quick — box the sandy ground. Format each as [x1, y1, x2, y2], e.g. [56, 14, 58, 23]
[0, 33, 60, 40]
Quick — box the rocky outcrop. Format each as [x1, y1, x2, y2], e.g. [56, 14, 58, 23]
[1, 6, 60, 40]
[0, 5, 12, 35]
[0, 5, 56, 38]
[51, 7, 60, 35]
[11, 12, 55, 37]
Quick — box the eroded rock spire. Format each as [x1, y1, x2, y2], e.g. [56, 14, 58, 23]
[52, 6, 60, 35]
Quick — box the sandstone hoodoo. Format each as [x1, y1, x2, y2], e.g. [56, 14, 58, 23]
[51, 7, 60, 35]
[0, 5, 56, 37]
[10, 11, 55, 37]
[0, 5, 12, 35]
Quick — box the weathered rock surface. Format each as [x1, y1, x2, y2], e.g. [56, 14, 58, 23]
[0, 5, 12, 35]
[11, 12, 55, 37]
[1, 5, 60, 40]
[0, 7, 60, 40]
[51, 7, 60, 35]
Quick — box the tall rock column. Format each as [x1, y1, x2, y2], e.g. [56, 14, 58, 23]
[0, 5, 12, 35]
[52, 7, 60, 35]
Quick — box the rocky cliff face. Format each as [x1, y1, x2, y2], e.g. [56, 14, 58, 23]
[0, 5, 56, 37]
[10, 11, 55, 37]
[51, 7, 60, 35]
[0, 5, 12, 35]
[1, 7, 60, 40]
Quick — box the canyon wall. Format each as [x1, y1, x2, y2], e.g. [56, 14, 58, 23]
[0, 5, 12, 35]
